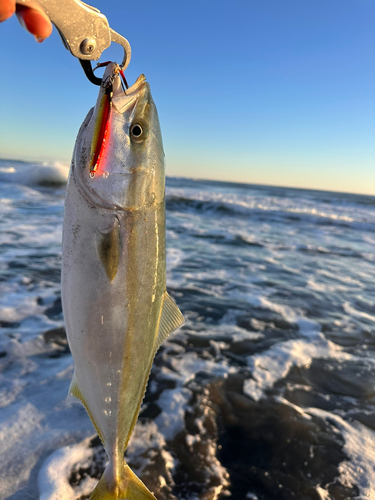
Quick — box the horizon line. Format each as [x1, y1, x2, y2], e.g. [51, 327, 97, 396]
[0, 155, 374, 198]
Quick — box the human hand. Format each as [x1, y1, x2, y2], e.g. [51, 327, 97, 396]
[0, 0, 52, 42]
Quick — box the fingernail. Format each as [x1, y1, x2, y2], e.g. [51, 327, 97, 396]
[35, 36, 45, 43]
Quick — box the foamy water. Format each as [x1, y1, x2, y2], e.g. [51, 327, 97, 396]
[1, 161, 375, 499]
[0, 159, 69, 187]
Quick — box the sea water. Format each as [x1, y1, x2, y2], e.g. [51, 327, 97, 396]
[0, 158, 375, 500]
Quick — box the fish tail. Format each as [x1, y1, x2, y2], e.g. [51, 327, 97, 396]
[90, 462, 156, 500]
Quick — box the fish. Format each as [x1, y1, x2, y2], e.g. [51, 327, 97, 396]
[61, 62, 184, 500]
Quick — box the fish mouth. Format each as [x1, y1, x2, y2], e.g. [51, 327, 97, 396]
[88, 70, 147, 178]
[111, 74, 149, 115]
[124, 74, 147, 95]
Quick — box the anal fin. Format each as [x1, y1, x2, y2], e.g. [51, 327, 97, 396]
[68, 374, 85, 404]
[155, 292, 185, 350]
[68, 373, 104, 444]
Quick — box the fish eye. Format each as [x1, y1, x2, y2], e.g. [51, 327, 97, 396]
[130, 123, 144, 141]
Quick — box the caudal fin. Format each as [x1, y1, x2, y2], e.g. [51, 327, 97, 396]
[90, 463, 156, 500]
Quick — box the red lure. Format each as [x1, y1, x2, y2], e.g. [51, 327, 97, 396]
[89, 63, 128, 177]
[89, 88, 112, 177]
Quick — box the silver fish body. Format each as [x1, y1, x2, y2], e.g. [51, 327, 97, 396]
[62, 64, 184, 500]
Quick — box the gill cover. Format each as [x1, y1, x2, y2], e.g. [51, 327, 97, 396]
[73, 63, 164, 211]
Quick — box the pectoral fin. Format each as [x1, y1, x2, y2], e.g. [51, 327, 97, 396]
[155, 292, 185, 350]
[98, 220, 120, 282]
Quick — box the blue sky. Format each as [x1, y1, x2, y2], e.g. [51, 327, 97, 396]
[0, 0, 374, 194]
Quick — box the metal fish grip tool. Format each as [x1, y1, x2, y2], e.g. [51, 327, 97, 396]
[16, 0, 131, 85]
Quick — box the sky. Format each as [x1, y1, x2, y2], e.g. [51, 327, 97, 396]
[0, 0, 374, 194]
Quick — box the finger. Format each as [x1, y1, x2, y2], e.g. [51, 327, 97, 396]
[0, 0, 16, 22]
[16, 4, 52, 41]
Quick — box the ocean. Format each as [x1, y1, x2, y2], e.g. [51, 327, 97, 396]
[1, 158, 375, 500]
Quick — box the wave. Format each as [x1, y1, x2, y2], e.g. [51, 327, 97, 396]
[0, 159, 69, 187]
[167, 195, 240, 216]
[166, 188, 375, 229]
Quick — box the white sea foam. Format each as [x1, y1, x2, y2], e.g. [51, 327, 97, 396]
[166, 247, 185, 272]
[244, 336, 351, 401]
[154, 348, 237, 440]
[192, 317, 264, 342]
[272, 398, 375, 498]
[0, 281, 62, 341]
[0, 294, 43, 323]
[307, 276, 352, 293]
[245, 294, 322, 339]
[0, 336, 92, 500]
[154, 388, 191, 441]
[0, 160, 69, 186]
[126, 421, 174, 474]
[344, 302, 375, 324]
[306, 408, 375, 499]
[38, 437, 98, 500]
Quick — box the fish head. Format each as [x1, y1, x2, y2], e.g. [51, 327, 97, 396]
[73, 63, 164, 211]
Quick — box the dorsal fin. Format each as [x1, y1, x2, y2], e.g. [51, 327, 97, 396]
[155, 292, 184, 350]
